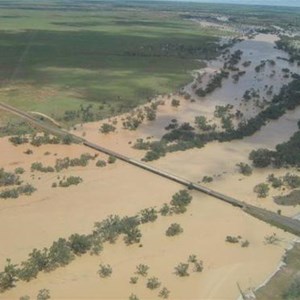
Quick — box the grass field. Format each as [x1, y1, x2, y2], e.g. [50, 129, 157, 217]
[0, 0, 234, 131]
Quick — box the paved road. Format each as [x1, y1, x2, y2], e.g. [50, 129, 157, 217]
[1, 102, 300, 236]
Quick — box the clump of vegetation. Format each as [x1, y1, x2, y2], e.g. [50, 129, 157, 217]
[0, 184, 36, 199]
[108, 156, 117, 164]
[236, 162, 252, 176]
[159, 203, 172, 216]
[274, 190, 300, 206]
[267, 174, 283, 188]
[0, 168, 21, 187]
[202, 176, 213, 183]
[68, 234, 91, 255]
[58, 176, 83, 187]
[170, 189, 192, 214]
[174, 263, 189, 277]
[283, 173, 300, 189]
[146, 277, 161, 290]
[165, 223, 183, 237]
[31, 162, 55, 173]
[0, 259, 19, 292]
[140, 207, 157, 223]
[129, 276, 139, 284]
[96, 160, 107, 167]
[100, 123, 116, 134]
[171, 99, 180, 107]
[225, 236, 240, 243]
[254, 183, 270, 198]
[159, 287, 170, 299]
[14, 167, 25, 175]
[264, 233, 280, 245]
[37, 289, 51, 300]
[98, 264, 112, 278]
[135, 264, 149, 277]
[129, 294, 139, 300]
[282, 277, 300, 299]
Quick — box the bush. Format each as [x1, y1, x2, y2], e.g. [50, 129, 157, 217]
[236, 162, 252, 176]
[123, 227, 142, 245]
[170, 190, 192, 214]
[193, 261, 203, 272]
[31, 162, 54, 173]
[98, 264, 112, 278]
[171, 99, 180, 107]
[166, 223, 183, 237]
[36, 289, 51, 300]
[174, 263, 189, 277]
[241, 240, 250, 247]
[225, 236, 239, 243]
[0, 168, 21, 187]
[187, 254, 197, 263]
[68, 234, 91, 255]
[108, 156, 116, 164]
[9, 135, 29, 146]
[160, 203, 172, 216]
[283, 173, 300, 189]
[267, 174, 283, 188]
[129, 276, 138, 284]
[147, 277, 161, 290]
[0, 259, 19, 292]
[15, 167, 25, 175]
[254, 183, 270, 198]
[129, 294, 139, 300]
[96, 160, 106, 167]
[59, 176, 83, 187]
[135, 264, 149, 277]
[159, 287, 170, 299]
[264, 233, 280, 245]
[100, 123, 116, 134]
[140, 207, 157, 223]
[202, 176, 213, 183]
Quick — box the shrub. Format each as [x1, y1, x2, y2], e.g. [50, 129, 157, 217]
[98, 264, 112, 278]
[36, 289, 51, 300]
[202, 176, 213, 183]
[135, 264, 149, 277]
[0, 259, 19, 292]
[123, 227, 142, 245]
[171, 99, 180, 107]
[19, 296, 30, 300]
[59, 176, 83, 187]
[241, 240, 250, 247]
[159, 287, 170, 299]
[15, 167, 25, 175]
[68, 234, 91, 255]
[264, 233, 280, 245]
[283, 173, 300, 189]
[140, 207, 157, 223]
[236, 162, 252, 176]
[108, 156, 116, 164]
[96, 160, 106, 167]
[129, 276, 138, 284]
[193, 261, 203, 272]
[24, 149, 33, 155]
[129, 294, 139, 300]
[170, 190, 192, 214]
[100, 123, 116, 134]
[160, 203, 172, 216]
[0, 168, 21, 187]
[187, 255, 197, 263]
[147, 277, 161, 290]
[174, 263, 189, 277]
[62, 134, 74, 145]
[267, 174, 283, 188]
[254, 183, 270, 198]
[166, 223, 183, 237]
[225, 236, 239, 243]
[9, 135, 29, 146]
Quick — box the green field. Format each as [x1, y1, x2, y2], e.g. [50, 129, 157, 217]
[0, 0, 234, 130]
[1, 0, 299, 132]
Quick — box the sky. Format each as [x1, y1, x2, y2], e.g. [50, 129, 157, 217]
[171, 0, 300, 7]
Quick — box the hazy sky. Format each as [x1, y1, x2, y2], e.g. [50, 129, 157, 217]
[172, 0, 300, 7]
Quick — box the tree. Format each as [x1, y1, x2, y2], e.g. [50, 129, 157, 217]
[249, 149, 272, 168]
[159, 287, 170, 299]
[98, 264, 112, 278]
[170, 190, 192, 214]
[166, 223, 183, 237]
[140, 207, 157, 223]
[0, 259, 19, 292]
[135, 264, 149, 277]
[147, 277, 161, 290]
[108, 156, 117, 164]
[254, 183, 270, 198]
[100, 123, 116, 134]
[174, 263, 189, 277]
[68, 234, 91, 255]
[236, 162, 252, 176]
[36, 289, 51, 300]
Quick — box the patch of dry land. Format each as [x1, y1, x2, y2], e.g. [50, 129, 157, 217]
[1, 32, 300, 300]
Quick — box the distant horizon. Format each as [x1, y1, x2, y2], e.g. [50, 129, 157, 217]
[156, 0, 300, 8]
